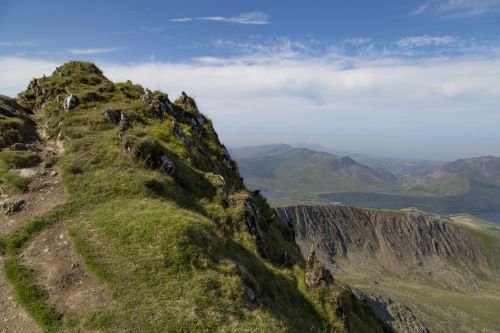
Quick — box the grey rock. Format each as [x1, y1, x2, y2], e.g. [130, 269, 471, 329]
[141, 89, 174, 119]
[104, 108, 121, 124]
[4, 199, 26, 215]
[64, 94, 77, 111]
[351, 288, 431, 333]
[171, 120, 190, 147]
[304, 246, 327, 288]
[119, 113, 132, 138]
[245, 287, 256, 302]
[244, 200, 269, 259]
[159, 154, 176, 176]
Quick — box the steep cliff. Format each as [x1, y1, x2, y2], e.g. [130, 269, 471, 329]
[277, 205, 500, 332]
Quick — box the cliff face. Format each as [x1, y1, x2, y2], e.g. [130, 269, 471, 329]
[276, 205, 500, 332]
[277, 205, 495, 272]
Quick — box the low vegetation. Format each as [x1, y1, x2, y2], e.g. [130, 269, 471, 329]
[0, 61, 389, 332]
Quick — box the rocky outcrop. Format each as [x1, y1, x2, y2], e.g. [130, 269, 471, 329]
[140, 89, 174, 119]
[304, 246, 328, 288]
[63, 94, 77, 111]
[244, 200, 269, 259]
[104, 108, 121, 124]
[350, 288, 430, 333]
[276, 205, 490, 267]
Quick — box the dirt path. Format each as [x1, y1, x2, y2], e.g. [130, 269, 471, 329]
[0, 118, 67, 333]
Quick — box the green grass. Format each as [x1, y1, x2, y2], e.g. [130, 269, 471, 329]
[4, 61, 387, 332]
[4, 258, 62, 332]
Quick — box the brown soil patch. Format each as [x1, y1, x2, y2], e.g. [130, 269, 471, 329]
[21, 222, 110, 316]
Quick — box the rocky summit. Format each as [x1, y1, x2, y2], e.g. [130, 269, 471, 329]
[0, 62, 391, 332]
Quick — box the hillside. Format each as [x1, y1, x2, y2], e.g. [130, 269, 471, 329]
[277, 205, 500, 332]
[0, 62, 389, 332]
[234, 145, 500, 219]
[234, 145, 398, 194]
[411, 156, 500, 196]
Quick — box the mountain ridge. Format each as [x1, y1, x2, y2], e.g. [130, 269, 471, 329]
[0, 62, 389, 332]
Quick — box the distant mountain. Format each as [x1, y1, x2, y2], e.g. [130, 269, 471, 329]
[233, 145, 500, 218]
[411, 156, 500, 195]
[233, 145, 398, 194]
[291, 142, 444, 177]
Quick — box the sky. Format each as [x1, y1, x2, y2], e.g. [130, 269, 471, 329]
[1, 0, 500, 160]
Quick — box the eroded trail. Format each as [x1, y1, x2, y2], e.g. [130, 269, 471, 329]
[0, 117, 67, 333]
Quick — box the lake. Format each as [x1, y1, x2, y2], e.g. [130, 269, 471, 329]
[262, 191, 289, 199]
[475, 212, 500, 224]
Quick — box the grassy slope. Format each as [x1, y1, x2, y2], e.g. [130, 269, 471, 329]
[237, 148, 397, 194]
[3, 61, 388, 332]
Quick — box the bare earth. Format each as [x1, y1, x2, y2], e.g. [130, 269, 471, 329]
[0, 119, 66, 332]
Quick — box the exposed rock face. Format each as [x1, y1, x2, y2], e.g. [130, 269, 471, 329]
[171, 120, 190, 147]
[104, 108, 121, 124]
[304, 246, 328, 288]
[244, 200, 269, 259]
[276, 205, 490, 268]
[276, 204, 500, 332]
[350, 288, 430, 333]
[140, 89, 174, 119]
[159, 154, 176, 176]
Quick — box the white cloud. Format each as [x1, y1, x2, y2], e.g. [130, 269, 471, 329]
[170, 12, 270, 25]
[67, 47, 120, 55]
[0, 41, 36, 47]
[1, 41, 499, 159]
[397, 35, 457, 48]
[412, 0, 500, 17]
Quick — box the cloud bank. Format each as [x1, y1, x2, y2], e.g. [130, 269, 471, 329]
[1, 37, 499, 159]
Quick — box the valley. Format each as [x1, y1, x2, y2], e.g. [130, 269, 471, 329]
[233, 144, 500, 222]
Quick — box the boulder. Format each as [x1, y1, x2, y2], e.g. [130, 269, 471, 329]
[4, 199, 26, 215]
[64, 94, 77, 111]
[160, 154, 176, 176]
[104, 108, 121, 124]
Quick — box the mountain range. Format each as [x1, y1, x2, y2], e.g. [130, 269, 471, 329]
[232, 144, 500, 219]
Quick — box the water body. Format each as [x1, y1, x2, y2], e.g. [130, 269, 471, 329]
[262, 191, 289, 199]
[475, 212, 500, 224]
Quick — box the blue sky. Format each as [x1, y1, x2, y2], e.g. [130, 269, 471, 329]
[1, 0, 500, 160]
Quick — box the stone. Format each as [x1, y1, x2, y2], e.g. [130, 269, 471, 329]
[244, 200, 269, 259]
[4, 199, 26, 215]
[10, 142, 27, 151]
[141, 89, 174, 119]
[18, 168, 37, 178]
[64, 94, 77, 111]
[119, 113, 132, 138]
[159, 154, 176, 176]
[245, 287, 256, 302]
[104, 108, 121, 124]
[304, 246, 327, 288]
[171, 120, 190, 147]
[50, 171, 58, 177]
